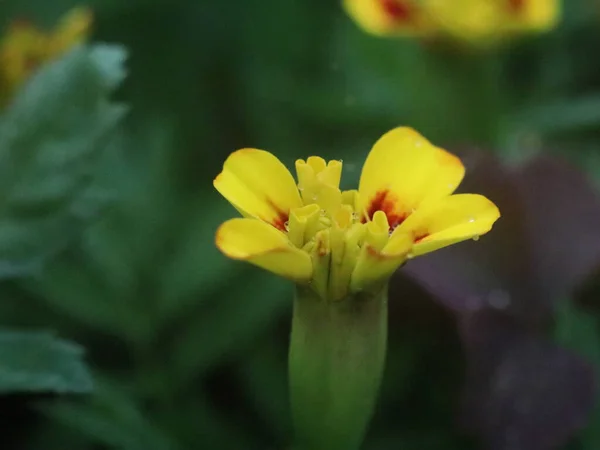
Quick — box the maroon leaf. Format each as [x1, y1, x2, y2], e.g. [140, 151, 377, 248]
[401, 151, 600, 450]
[514, 156, 600, 308]
[459, 312, 595, 450]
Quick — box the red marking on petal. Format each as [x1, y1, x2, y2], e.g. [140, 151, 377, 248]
[508, 0, 525, 12]
[366, 244, 385, 260]
[380, 0, 412, 23]
[363, 190, 407, 231]
[317, 238, 328, 257]
[413, 230, 429, 244]
[266, 199, 289, 232]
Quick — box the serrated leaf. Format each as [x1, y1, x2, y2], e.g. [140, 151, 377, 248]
[0, 328, 92, 394]
[0, 44, 127, 278]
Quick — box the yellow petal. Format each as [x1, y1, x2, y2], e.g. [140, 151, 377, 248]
[350, 232, 412, 292]
[48, 7, 93, 56]
[317, 160, 342, 188]
[287, 204, 321, 248]
[426, 0, 504, 41]
[0, 22, 46, 93]
[343, 0, 432, 36]
[330, 222, 365, 301]
[358, 127, 465, 228]
[391, 193, 500, 257]
[216, 218, 312, 282]
[310, 229, 332, 300]
[364, 210, 389, 251]
[341, 189, 359, 210]
[506, 0, 560, 32]
[214, 149, 303, 231]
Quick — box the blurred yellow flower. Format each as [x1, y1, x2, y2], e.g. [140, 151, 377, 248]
[344, 0, 560, 43]
[214, 127, 500, 301]
[0, 7, 92, 107]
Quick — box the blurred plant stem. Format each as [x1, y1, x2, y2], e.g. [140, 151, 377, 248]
[288, 286, 388, 450]
[428, 46, 506, 148]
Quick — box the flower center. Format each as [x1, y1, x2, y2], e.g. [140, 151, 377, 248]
[287, 157, 402, 300]
[289, 157, 360, 251]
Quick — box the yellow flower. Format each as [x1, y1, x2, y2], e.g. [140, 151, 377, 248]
[342, 0, 435, 37]
[0, 7, 92, 107]
[343, 0, 560, 43]
[214, 127, 500, 301]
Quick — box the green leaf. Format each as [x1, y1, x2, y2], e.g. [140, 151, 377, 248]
[554, 301, 600, 449]
[236, 335, 291, 442]
[169, 273, 291, 385]
[509, 95, 600, 136]
[38, 377, 180, 450]
[0, 328, 92, 394]
[156, 192, 243, 321]
[0, 44, 127, 278]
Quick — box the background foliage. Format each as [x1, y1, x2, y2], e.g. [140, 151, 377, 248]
[2, 0, 600, 449]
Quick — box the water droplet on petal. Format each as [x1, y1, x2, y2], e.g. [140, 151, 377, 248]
[406, 252, 414, 260]
[298, 184, 304, 192]
[320, 209, 326, 217]
[472, 235, 480, 241]
[338, 159, 343, 163]
[415, 140, 423, 148]
[468, 217, 475, 223]
[284, 221, 290, 231]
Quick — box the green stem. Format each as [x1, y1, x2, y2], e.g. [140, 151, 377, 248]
[289, 286, 388, 450]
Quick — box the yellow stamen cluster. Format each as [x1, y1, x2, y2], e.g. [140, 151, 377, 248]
[288, 157, 394, 301]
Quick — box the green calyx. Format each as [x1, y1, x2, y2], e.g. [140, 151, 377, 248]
[288, 285, 388, 450]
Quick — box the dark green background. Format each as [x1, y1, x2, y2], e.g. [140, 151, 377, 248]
[1, 0, 600, 449]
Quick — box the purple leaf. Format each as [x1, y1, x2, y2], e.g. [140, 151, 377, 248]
[400, 151, 600, 450]
[514, 156, 600, 308]
[459, 312, 595, 450]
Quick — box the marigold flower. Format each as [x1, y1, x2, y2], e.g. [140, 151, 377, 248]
[343, 0, 435, 36]
[214, 127, 500, 301]
[0, 7, 92, 107]
[343, 0, 560, 42]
